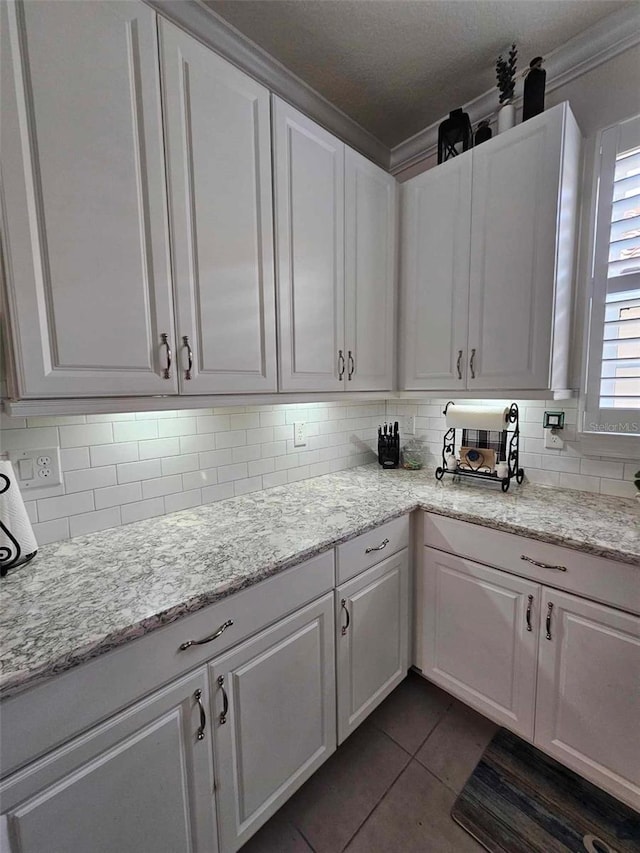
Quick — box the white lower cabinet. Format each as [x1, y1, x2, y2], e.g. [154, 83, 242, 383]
[535, 588, 640, 809]
[209, 593, 336, 852]
[0, 669, 217, 853]
[419, 547, 539, 739]
[336, 550, 410, 743]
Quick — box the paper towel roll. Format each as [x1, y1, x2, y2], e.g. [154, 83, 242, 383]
[0, 461, 38, 577]
[445, 404, 509, 432]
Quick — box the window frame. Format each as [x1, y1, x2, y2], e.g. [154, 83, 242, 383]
[581, 114, 640, 443]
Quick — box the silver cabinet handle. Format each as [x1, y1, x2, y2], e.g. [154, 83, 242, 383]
[338, 350, 345, 380]
[160, 333, 172, 379]
[194, 688, 206, 740]
[340, 598, 350, 636]
[469, 348, 476, 379]
[182, 335, 193, 380]
[217, 675, 229, 724]
[347, 350, 355, 380]
[365, 538, 389, 554]
[456, 350, 463, 380]
[546, 602, 554, 640]
[526, 595, 533, 632]
[179, 619, 233, 651]
[521, 555, 567, 572]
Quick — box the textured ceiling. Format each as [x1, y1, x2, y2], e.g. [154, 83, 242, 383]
[205, 0, 631, 148]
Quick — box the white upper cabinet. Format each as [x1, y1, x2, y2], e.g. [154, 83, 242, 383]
[273, 97, 345, 392]
[159, 20, 277, 394]
[468, 103, 581, 391]
[400, 102, 581, 394]
[400, 154, 471, 390]
[344, 149, 397, 391]
[1, 0, 177, 397]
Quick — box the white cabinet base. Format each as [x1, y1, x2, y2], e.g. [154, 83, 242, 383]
[534, 589, 640, 811]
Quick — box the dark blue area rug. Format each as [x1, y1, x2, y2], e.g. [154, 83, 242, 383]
[451, 729, 640, 853]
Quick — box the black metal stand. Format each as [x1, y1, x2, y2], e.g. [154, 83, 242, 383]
[435, 402, 524, 493]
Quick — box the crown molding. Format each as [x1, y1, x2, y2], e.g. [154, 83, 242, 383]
[389, 2, 640, 177]
[144, 0, 389, 169]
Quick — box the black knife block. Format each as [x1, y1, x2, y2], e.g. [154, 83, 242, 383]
[378, 433, 400, 469]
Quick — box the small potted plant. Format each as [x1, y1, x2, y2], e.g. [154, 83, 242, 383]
[496, 43, 517, 132]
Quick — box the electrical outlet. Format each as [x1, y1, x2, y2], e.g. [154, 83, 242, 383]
[9, 447, 63, 495]
[293, 422, 306, 447]
[544, 428, 564, 450]
[405, 416, 415, 436]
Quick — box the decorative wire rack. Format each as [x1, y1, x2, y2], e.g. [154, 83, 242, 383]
[435, 402, 524, 493]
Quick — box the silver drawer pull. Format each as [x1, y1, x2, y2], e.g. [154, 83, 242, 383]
[525, 595, 533, 632]
[365, 538, 389, 554]
[520, 555, 567, 572]
[217, 675, 229, 725]
[194, 689, 206, 741]
[179, 619, 233, 651]
[340, 598, 350, 636]
[160, 333, 172, 379]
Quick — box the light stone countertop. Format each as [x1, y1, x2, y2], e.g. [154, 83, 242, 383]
[1, 464, 638, 699]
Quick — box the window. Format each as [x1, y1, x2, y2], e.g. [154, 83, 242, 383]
[583, 115, 640, 436]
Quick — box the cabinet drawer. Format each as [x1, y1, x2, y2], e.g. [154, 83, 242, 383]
[423, 513, 639, 615]
[336, 515, 410, 583]
[0, 550, 334, 777]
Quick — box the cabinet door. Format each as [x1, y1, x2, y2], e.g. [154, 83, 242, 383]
[273, 98, 345, 391]
[336, 550, 409, 743]
[1, 0, 177, 397]
[344, 148, 397, 391]
[210, 594, 336, 852]
[400, 154, 471, 391]
[0, 670, 217, 853]
[419, 547, 539, 738]
[467, 105, 567, 390]
[535, 589, 640, 810]
[159, 20, 277, 394]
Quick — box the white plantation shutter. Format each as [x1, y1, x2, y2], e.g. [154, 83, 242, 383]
[584, 115, 640, 435]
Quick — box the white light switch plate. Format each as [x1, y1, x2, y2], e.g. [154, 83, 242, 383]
[8, 447, 64, 499]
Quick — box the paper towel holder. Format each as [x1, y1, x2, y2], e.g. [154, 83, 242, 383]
[435, 402, 524, 492]
[0, 472, 38, 577]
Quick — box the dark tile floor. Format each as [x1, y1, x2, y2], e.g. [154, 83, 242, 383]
[241, 671, 498, 853]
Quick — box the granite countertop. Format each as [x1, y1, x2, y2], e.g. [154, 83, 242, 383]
[1, 464, 638, 700]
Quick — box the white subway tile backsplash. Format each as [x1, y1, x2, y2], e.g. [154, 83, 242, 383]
[165, 489, 202, 513]
[117, 459, 162, 484]
[113, 420, 157, 443]
[32, 518, 70, 545]
[24, 501, 38, 523]
[90, 442, 139, 468]
[65, 466, 117, 494]
[158, 417, 197, 438]
[218, 463, 248, 483]
[60, 447, 91, 471]
[60, 423, 112, 448]
[69, 507, 121, 537]
[2, 426, 59, 451]
[139, 437, 181, 459]
[161, 454, 200, 476]
[95, 482, 142, 510]
[38, 491, 95, 521]
[234, 476, 262, 497]
[121, 497, 165, 524]
[11, 397, 633, 550]
[202, 482, 235, 504]
[141, 475, 183, 500]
